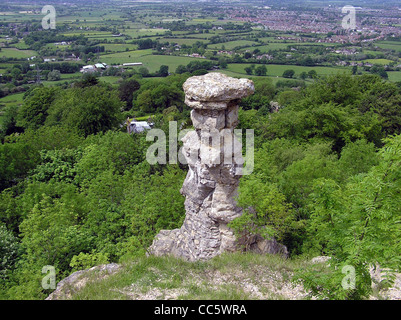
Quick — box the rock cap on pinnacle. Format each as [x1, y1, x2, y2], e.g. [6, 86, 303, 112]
[183, 72, 254, 105]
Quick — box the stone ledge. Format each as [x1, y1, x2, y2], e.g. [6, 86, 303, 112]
[183, 72, 255, 107]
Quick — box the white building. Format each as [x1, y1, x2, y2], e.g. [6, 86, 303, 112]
[122, 63, 143, 67]
[127, 120, 153, 134]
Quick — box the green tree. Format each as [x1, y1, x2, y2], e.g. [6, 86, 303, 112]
[278, 142, 340, 212]
[13, 188, 93, 298]
[357, 80, 401, 136]
[244, 52, 252, 59]
[17, 86, 60, 130]
[244, 66, 253, 75]
[282, 69, 295, 78]
[370, 65, 388, 79]
[218, 57, 227, 69]
[0, 189, 21, 235]
[157, 65, 169, 77]
[74, 73, 99, 88]
[118, 78, 140, 110]
[298, 134, 401, 299]
[30, 148, 82, 184]
[229, 178, 296, 246]
[337, 139, 379, 178]
[0, 105, 23, 142]
[308, 70, 317, 79]
[134, 81, 184, 114]
[47, 70, 61, 81]
[239, 78, 275, 111]
[300, 71, 308, 80]
[0, 142, 37, 190]
[254, 65, 267, 76]
[74, 131, 146, 186]
[46, 85, 124, 137]
[120, 166, 186, 255]
[0, 223, 20, 285]
[138, 67, 150, 77]
[175, 64, 187, 74]
[277, 90, 302, 107]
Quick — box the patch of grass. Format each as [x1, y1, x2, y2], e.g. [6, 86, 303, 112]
[375, 41, 401, 52]
[163, 38, 206, 46]
[208, 40, 260, 50]
[138, 54, 208, 73]
[0, 48, 36, 59]
[134, 115, 154, 121]
[0, 92, 24, 109]
[227, 63, 347, 78]
[388, 71, 401, 82]
[102, 43, 138, 53]
[98, 76, 122, 85]
[363, 58, 395, 65]
[99, 49, 153, 65]
[68, 252, 313, 300]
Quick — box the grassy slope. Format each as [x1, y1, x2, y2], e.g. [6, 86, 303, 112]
[68, 252, 314, 300]
[0, 48, 36, 59]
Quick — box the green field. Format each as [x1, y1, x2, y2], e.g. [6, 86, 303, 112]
[0, 92, 25, 113]
[98, 76, 122, 85]
[227, 63, 347, 78]
[138, 54, 209, 73]
[123, 28, 169, 38]
[99, 49, 208, 72]
[388, 71, 401, 82]
[362, 50, 384, 57]
[99, 49, 153, 65]
[0, 48, 36, 59]
[102, 43, 138, 53]
[62, 31, 113, 37]
[363, 58, 395, 65]
[0, 11, 39, 23]
[13, 40, 30, 50]
[0, 2, 399, 108]
[208, 40, 260, 50]
[242, 41, 340, 53]
[375, 41, 401, 52]
[162, 38, 207, 46]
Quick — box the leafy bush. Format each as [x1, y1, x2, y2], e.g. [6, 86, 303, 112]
[229, 178, 296, 248]
[70, 250, 110, 272]
[0, 223, 20, 282]
[46, 85, 124, 137]
[296, 134, 401, 299]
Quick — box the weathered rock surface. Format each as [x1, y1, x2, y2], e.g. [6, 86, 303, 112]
[45, 263, 121, 300]
[244, 235, 289, 258]
[45, 257, 401, 300]
[183, 72, 254, 106]
[148, 73, 255, 261]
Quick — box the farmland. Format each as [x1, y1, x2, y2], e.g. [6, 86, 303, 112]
[227, 63, 347, 77]
[0, 48, 37, 59]
[375, 40, 401, 52]
[0, 0, 400, 116]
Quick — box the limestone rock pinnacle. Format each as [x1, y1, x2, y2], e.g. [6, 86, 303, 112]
[148, 73, 254, 261]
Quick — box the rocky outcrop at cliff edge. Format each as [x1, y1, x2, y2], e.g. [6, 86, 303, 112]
[45, 263, 121, 300]
[45, 257, 401, 300]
